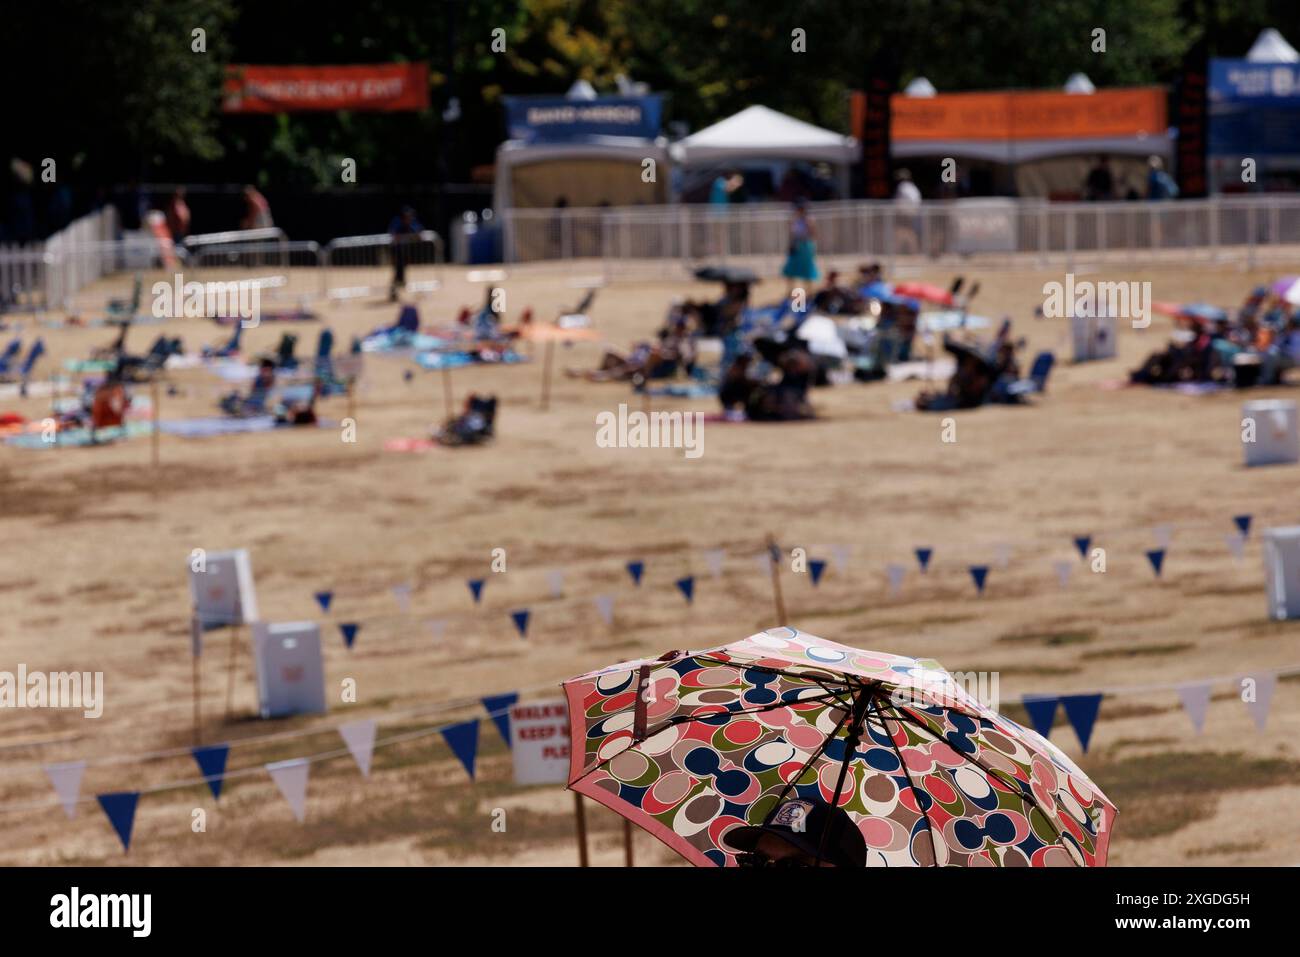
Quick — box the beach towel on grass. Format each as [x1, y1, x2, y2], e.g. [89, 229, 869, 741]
[414, 350, 529, 371]
[157, 416, 335, 438]
[646, 383, 718, 398]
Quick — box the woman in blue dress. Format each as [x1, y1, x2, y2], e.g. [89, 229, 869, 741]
[782, 199, 819, 295]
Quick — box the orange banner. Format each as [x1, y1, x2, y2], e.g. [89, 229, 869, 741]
[223, 64, 429, 114]
[853, 87, 1166, 142]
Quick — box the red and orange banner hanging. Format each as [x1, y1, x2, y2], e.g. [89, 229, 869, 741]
[222, 64, 429, 114]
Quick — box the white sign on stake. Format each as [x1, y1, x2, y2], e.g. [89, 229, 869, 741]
[510, 698, 570, 786]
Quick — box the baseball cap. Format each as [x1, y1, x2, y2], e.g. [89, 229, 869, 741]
[724, 799, 867, 867]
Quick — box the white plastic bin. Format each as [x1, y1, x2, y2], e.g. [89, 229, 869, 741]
[1242, 399, 1299, 467]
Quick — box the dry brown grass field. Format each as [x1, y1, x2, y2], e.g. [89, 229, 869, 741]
[1, 259, 1298, 866]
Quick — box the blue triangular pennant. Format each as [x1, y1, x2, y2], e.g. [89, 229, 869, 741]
[969, 565, 989, 594]
[481, 693, 519, 746]
[1021, 696, 1059, 739]
[1061, 694, 1103, 752]
[441, 719, 480, 779]
[468, 578, 485, 603]
[1233, 515, 1252, 538]
[626, 561, 644, 585]
[675, 576, 695, 603]
[314, 590, 333, 612]
[914, 548, 932, 573]
[510, 609, 530, 637]
[191, 745, 229, 800]
[340, 622, 359, 648]
[1146, 549, 1165, 577]
[1073, 536, 1091, 559]
[808, 560, 826, 586]
[97, 792, 139, 852]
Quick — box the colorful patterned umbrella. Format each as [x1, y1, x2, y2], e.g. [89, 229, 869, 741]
[563, 627, 1116, 867]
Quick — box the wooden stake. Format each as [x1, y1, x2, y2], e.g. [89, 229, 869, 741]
[192, 649, 202, 746]
[442, 366, 453, 418]
[150, 377, 160, 467]
[766, 533, 787, 626]
[623, 817, 634, 867]
[574, 791, 589, 867]
[224, 624, 238, 720]
[540, 339, 555, 411]
[346, 377, 356, 422]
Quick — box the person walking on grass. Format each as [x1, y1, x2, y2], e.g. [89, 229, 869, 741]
[782, 199, 819, 299]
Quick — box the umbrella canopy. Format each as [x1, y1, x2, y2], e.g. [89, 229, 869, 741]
[1272, 276, 1300, 305]
[891, 281, 955, 307]
[563, 627, 1116, 867]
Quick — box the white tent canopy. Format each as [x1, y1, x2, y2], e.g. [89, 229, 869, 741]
[1246, 28, 1299, 63]
[671, 105, 860, 166]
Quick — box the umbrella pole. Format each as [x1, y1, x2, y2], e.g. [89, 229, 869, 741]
[573, 792, 589, 867]
[816, 688, 873, 866]
[765, 534, 787, 626]
[540, 339, 555, 411]
[623, 818, 634, 867]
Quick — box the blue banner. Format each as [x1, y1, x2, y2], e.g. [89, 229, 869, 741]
[192, 745, 230, 800]
[504, 95, 663, 143]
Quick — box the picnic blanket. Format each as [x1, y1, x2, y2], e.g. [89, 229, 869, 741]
[413, 349, 528, 371]
[645, 382, 718, 398]
[4, 421, 153, 449]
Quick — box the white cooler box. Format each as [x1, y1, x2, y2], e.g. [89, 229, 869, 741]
[189, 548, 258, 629]
[251, 621, 327, 719]
[1264, 527, 1300, 620]
[1071, 312, 1117, 363]
[1243, 399, 1299, 467]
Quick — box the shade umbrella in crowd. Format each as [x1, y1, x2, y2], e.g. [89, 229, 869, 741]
[563, 627, 1116, 867]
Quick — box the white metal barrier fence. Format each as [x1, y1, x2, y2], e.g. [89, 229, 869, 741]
[0, 224, 444, 313]
[321, 231, 445, 301]
[481, 195, 1300, 278]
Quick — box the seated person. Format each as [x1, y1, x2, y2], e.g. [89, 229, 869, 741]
[1130, 318, 1215, 385]
[566, 318, 691, 383]
[90, 375, 130, 431]
[434, 393, 497, 446]
[719, 338, 816, 421]
[218, 358, 276, 416]
[812, 271, 865, 316]
[274, 381, 319, 426]
[915, 335, 998, 411]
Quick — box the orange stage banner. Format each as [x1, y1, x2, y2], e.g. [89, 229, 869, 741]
[853, 88, 1167, 142]
[222, 64, 429, 114]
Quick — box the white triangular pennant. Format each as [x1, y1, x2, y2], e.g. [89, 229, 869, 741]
[594, 594, 615, 625]
[1177, 682, 1213, 735]
[426, 619, 446, 640]
[392, 583, 412, 613]
[886, 563, 905, 597]
[1225, 533, 1245, 560]
[1153, 524, 1173, 549]
[546, 569, 564, 599]
[266, 758, 310, 822]
[339, 719, 378, 777]
[754, 553, 771, 577]
[44, 760, 86, 820]
[703, 549, 726, 578]
[994, 543, 1012, 569]
[1053, 560, 1072, 589]
[830, 544, 851, 574]
[1242, 673, 1276, 731]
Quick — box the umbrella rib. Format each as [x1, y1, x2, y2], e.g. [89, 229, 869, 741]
[692, 655, 855, 691]
[872, 700, 940, 868]
[759, 694, 856, 826]
[886, 705, 1085, 866]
